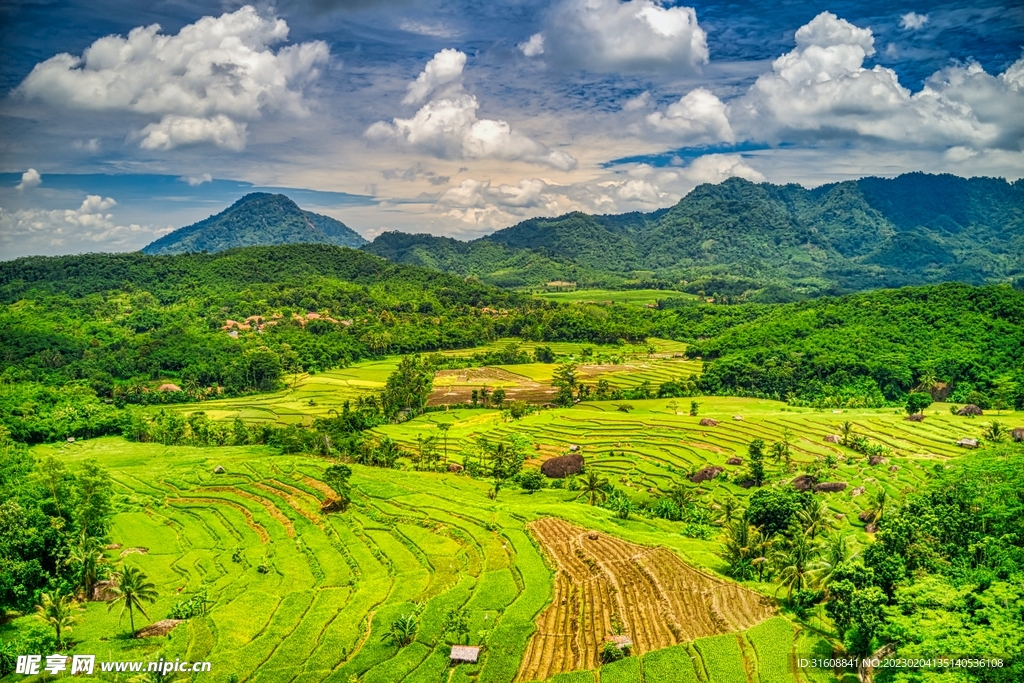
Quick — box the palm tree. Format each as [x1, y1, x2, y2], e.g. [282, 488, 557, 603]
[772, 532, 819, 601]
[35, 592, 80, 648]
[716, 498, 738, 526]
[438, 423, 451, 466]
[575, 471, 609, 506]
[797, 499, 833, 539]
[668, 482, 696, 509]
[839, 421, 855, 447]
[108, 564, 158, 635]
[65, 534, 107, 599]
[386, 613, 419, 646]
[811, 533, 856, 592]
[864, 489, 887, 527]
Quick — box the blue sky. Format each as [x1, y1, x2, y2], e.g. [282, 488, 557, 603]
[1, 0, 1022, 258]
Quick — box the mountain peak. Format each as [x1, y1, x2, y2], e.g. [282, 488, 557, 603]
[142, 193, 366, 255]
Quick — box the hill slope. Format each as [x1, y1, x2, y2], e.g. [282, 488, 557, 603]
[143, 193, 367, 255]
[363, 173, 1024, 296]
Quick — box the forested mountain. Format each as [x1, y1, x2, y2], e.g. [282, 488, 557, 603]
[363, 173, 1024, 297]
[142, 193, 367, 255]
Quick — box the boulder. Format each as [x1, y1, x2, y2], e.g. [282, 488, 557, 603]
[824, 434, 841, 444]
[91, 580, 117, 601]
[850, 486, 866, 497]
[1011, 427, 1024, 443]
[813, 482, 848, 493]
[320, 498, 348, 513]
[956, 438, 979, 449]
[541, 453, 584, 479]
[213, 465, 225, 474]
[905, 413, 925, 422]
[791, 474, 817, 491]
[858, 510, 873, 523]
[689, 466, 724, 483]
[726, 457, 742, 466]
[868, 456, 887, 466]
[699, 418, 718, 427]
[956, 404, 983, 416]
[888, 465, 899, 473]
[447, 463, 464, 473]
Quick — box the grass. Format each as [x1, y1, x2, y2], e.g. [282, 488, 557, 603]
[531, 289, 697, 306]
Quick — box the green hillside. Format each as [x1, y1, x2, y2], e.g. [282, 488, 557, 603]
[363, 173, 1024, 297]
[143, 193, 367, 255]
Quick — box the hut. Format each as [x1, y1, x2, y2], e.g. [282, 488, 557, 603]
[1012, 427, 1024, 443]
[732, 415, 743, 421]
[541, 453, 584, 478]
[956, 438, 979, 449]
[605, 635, 633, 652]
[956, 404, 983, 416]
[699, 418, 718, 427]
[214, 465, 225, 474]
[450, 646, 480, 664]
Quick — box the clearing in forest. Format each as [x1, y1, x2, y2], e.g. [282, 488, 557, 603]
[517, 518, 774, 681]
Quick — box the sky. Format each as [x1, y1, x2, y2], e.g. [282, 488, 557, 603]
[0, 0, 1022, 259]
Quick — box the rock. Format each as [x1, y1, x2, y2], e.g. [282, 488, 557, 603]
[1011, 427, 1024, 443]
[813, 482, 848, 493]
[568, 444, 580, 452]
[791, 474, 817, 491]
[689, 466, 724, 483]
[956, 438, 979, 449]
[865, 523, 878, 534]
[732, 415, 743, 421]
[858, 510, 874, 523]
[587, 532, 599, 540]
[869, 456, 887, 466]
[835, 513, 846, 519]
[320, 498, 348, 513]
[726, 457, 742, 466]
[888, 465, 899, 473]
[447, 463, 464, 473]
[699, 418, 718, 427]
[824, 434, 841, 444]
[541, 453, 584, 478]
[135, 619, 184, 638]
[905, 413, 925, 422]
[214, 465, 226, 474]
[850, 486, 866, 497]
[956, 404, 983, 416]
[91, 580, 117, 601]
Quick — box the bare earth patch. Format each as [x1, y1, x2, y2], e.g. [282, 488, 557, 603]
[516, 518, 774, 681]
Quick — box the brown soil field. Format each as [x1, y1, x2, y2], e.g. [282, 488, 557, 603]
[516, 517, 774, 681]
[428, 367, 557, 406]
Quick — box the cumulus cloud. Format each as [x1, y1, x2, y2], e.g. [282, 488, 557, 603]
[725, 12, 1024, 152]
[525, 0, 708, 74]
[72, 138, 101, 152]
[15, 169, 41, 191]
[900, 12, 929, 30]
[645, 88, 734, 144]
[402, 48, 466, 105]
[0, 196, 172, 257]
[368, 50, 577, 171]
[16, 5, 328, 150]
[179, 173, 213, 186]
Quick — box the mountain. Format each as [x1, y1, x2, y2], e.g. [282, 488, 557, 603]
[143, 193, 367, 255]
[362, 173, 1024, 298]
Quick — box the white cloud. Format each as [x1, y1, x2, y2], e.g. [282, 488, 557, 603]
[0, 195, 172, 257]
[518, 34, 545, 57]
[622, 91, 651, 111]
[179, 173, 213, 186]
[16, 5, 328, 151]
[72, 138, 100, 152]
[368, 50, 577, 171]
[900, 12, 929, 30]
[15, 169, 41, 191]
[645, 88, 734, 144]
[525, 0, 708, 74]
[403, 48, 466, 105]
[727, 12, 1024, 153]
[399, 20, 460, 39]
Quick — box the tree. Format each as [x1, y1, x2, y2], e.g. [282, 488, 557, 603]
[65, 535, 107, 600]
[386, 613, 419, 647]
[491, 388, 506, 408]
[905, 392, 932, 416]
[576, 471, 609, 506]
[534, 346, 555, 363]
[811, 534, 855, 591]
[35, 592, 79, 649]
[323, 464, 352, 510]
[747, 439, 766, 487]
[772, 532, 819, 601]
[797, 499, 832, 539]
[108, 564, 158, 635]
[438, 423, 451, 465]
[74, 459, 112, 540]
[983, 421, 1006, 442]
[381, 355, 433, 421]
[517, 469, 544, 492]
[552, 363, 579, 407]
[746, 488, 802, 537]
[863, 489, 887, 527]
[689, 401, 700, 417]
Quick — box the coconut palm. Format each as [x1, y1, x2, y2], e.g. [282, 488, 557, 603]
[385, 613, 419, 646]
[65, 534, 107, 599]
[811, 533, 856, 591]
[797, 499, 833, 539]
[864, 489, 888, 527]
[575, 471, 609, 506]
[772, 532, 820, 601]
[36, 591, 80, 648]
[108, 564, 158, 635]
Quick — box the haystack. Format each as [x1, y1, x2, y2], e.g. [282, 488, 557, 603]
[690, 465, 723, 483]
[699, 418, 718, 427]
[957, 404, 983, 416]
[541, 453, 584, 478]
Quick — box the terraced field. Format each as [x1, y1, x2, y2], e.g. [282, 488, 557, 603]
[516, 518, 773, 680]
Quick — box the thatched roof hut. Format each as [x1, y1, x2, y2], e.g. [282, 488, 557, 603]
[690, 466, 723, 483]
[957, 404, 983, 416]
[1012, 427, 1024, 443]
[541, 453, 584, 478]
[450, 645, 480, 664]
[699, 418, 718, 427]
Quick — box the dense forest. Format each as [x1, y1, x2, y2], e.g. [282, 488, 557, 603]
[364, 173, 1024, 296]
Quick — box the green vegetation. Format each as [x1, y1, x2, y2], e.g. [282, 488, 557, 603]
[143, 193, 366, 255]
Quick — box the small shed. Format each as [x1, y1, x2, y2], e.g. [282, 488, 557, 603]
[956, 438, 979, 449]
[606, 635, 633, 651]
[450, 645, 480, 664]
